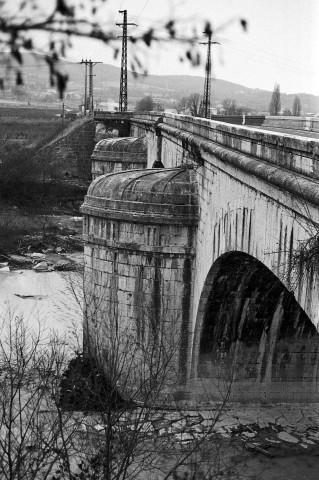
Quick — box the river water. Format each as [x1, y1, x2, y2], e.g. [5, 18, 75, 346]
[0, 269, 83, 349]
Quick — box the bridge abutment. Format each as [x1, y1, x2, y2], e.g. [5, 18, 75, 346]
[35, 117, 96, 180]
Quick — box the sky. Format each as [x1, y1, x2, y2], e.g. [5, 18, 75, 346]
[59, 0, 319, 96]
[10, 0, 319, 96]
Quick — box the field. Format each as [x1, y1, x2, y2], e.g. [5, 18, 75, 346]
[0, 104, 87, 257]
[0, 105, 66, 150]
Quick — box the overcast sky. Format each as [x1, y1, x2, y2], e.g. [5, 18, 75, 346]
[37, 0, 319, 95]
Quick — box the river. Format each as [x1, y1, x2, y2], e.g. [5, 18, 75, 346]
[0, 269, 83, 349]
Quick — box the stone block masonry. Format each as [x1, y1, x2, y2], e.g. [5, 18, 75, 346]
[85, 111, 319, 403]
[126, 112, 319, 403]
[34, 117, 96, 181]
[91, 136, 147, 179]
[81, 167, 198, 390]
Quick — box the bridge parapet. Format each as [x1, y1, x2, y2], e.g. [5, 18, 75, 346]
[129, 113, 319, 217]
[264, 115, 319, 133]
[130, 112, 319, 178]
[94, 111, 135, 121]
[162, 113, 319, 178]
[208, 115, 319, 133]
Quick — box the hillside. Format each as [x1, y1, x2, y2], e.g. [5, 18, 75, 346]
[81, 64, 319, 113]
[0, 53, 318, 113]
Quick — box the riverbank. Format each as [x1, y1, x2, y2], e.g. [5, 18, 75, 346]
[0, 191, 85, 272]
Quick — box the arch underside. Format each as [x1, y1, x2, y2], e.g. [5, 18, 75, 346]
[196, 252, 319, 402]
[95, 119, 130, 137]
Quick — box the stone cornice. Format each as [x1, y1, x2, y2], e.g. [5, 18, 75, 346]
[80, 202, 198, 226]
[91, 153, 146, 162]
[157, 122, 319, 209]
[83, 234, 196, 256]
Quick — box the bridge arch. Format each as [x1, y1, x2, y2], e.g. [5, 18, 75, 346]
[191, 251, 319, 402]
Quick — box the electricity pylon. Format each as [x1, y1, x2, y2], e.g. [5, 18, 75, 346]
[80, 59, 102, 115]
[199, 33, 220, 119]
[116, 10, 136, 111]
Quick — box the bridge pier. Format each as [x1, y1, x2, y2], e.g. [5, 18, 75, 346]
[91, 136, 147, 179]
[81, 167, 198, 396]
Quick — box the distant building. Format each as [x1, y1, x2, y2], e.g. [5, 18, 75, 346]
[95, 101, 118, 111]
[217, 106, 226, 115]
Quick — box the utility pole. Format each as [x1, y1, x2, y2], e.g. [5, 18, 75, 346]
[80, 59, 102, 115]
[88, 61, 94, 114]
[79, 59, 88, 114]
[84, 60, 88, 113]
[199, 33, 220, 119]
[116, 10, 136, 111]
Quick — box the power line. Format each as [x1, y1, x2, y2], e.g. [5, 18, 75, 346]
[17, 48, 316, 76]
[221, 44, 318, 78]
[138, 0, 150, 17]
[219, 39, 317, 74]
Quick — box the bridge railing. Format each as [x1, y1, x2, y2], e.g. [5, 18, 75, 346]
[210, 114, 265, 126]
[207, 115, 319, 133]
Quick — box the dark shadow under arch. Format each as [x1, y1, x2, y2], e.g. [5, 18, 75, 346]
[192, 251, 319, 402]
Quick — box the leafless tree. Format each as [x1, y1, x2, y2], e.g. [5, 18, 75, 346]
[135, 96, 155, 112]
[0, 272, 255, 480]
[222, 98, 236, 115]
[54, 269, 241, 480]
[0, 309, 78, 479]
[184, 93, 202, 117]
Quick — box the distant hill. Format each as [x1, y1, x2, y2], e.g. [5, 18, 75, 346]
[1, 53, 318, 113]
[86, 65, 319, 113]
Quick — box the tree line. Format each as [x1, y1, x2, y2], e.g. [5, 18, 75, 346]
[135, 94, 249, 116]
[135, 88, 303, 117]
[269, 83, 302, 116]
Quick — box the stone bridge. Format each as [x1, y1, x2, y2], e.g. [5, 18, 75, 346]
[82, 112, 319, 403]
